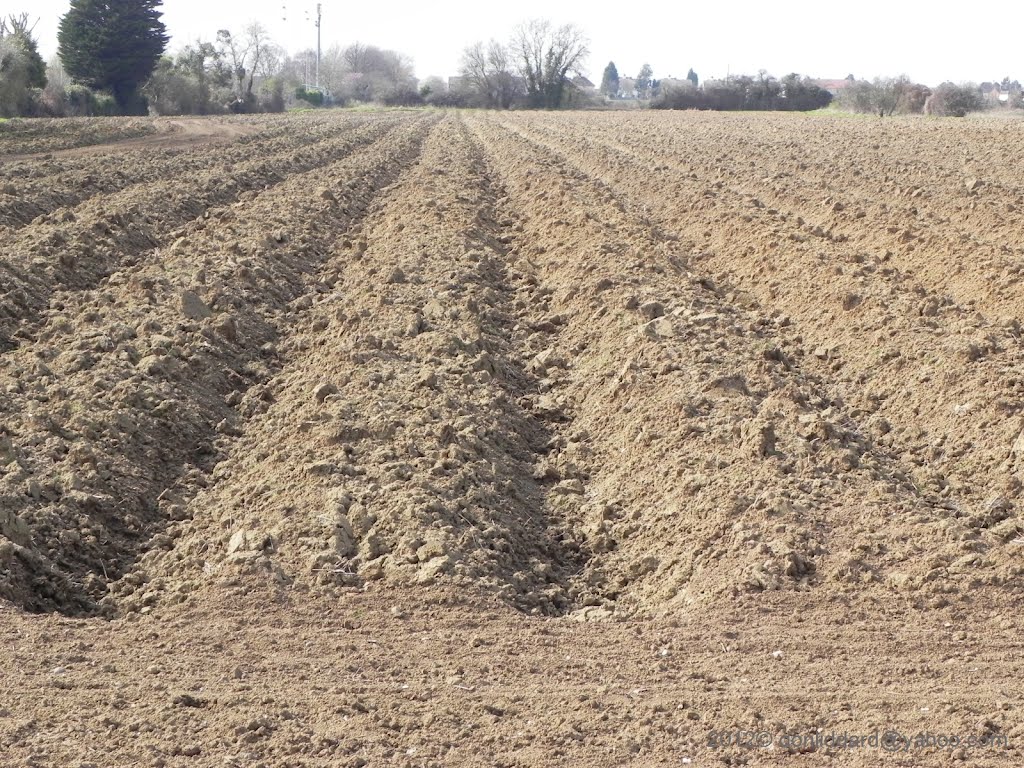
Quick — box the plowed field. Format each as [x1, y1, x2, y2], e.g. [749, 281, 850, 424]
[1, 110, 1023, 766]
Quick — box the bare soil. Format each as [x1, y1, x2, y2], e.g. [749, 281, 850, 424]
[1, 109, 1022, 767]
[1, 116, 159, 158]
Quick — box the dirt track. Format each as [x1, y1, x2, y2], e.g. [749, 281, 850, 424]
[0, 121, 257, 163]
[1, 109, 1023, 766]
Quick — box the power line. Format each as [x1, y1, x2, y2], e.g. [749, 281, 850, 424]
[282, 3, 323, 90]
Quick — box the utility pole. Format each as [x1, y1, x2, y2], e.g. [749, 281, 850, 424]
[315, 3, 322, 89]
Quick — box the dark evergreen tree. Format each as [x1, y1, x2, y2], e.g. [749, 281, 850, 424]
[58, 0, 168, 114]
[600, 61, 619, 98]
[686, 68, 698, 88]
[636, 63, 653, 99]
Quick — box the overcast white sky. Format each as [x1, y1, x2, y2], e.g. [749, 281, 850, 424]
[24, 0, 1024, 87]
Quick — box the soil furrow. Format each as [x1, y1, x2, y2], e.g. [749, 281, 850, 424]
[0, 113, 407, 347]
[120, 114, 593, 616]
[0, 113, 434, 614]
[0, 116, 159, 157]
[465, 113, 1018, 616]
[0, 113, 360, 232]
[520, 113, 1024, 315]
[483, 113, 1024, 600]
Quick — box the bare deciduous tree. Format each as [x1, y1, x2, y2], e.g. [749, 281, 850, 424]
[336, 42, 416, 103]
[460, 41, 490, 100]
[317, 45, 345, 92]
[256, 41, 285, 81]
[216, 23, 275, 99]
[215, 29, 245, 96]
[510, 19, 588, 109]
[838, 75, 933, 116]
[242, 23, 273, 97]
[342, 42, 368, 72]
[459, 39, 520, 108]
[281, 48, 320, 89]
[487, 41, 520, 109]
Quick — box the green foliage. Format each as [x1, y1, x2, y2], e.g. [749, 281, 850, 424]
[636, 63, 653, 100]
[259, 77, 285, 112]
[1, 15, 46, 88]
[143, 32, 293, 115]
[144, 55, 194, 114]
[51, 84, 119, 116]
[295, 86, 324, 106]
[171, 41, 231, 114]
[0, 38, 31, 117]
[686, 68, 698, 87]
[58, 0, 169, 114]
[779, 73, 834, 110]
[67, 84, 99, 114]
[18, 35, 45, 88]
[0, 14, 47, 116]
[600, 61, 619, 98]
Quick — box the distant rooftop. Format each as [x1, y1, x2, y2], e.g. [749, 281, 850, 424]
[813, 79, 854, 93]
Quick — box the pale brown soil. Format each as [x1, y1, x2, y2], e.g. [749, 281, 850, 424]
[0, 116, 260, 162]
[1, 116, 159, 158]
[1, 109, 1023, 767]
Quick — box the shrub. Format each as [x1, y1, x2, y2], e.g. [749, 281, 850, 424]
[0, 37, 31, 117]
[377, 85, 424, 106]
[652, 74, 831, 112]
[145, 56, 203, 115]
[837, 76, 932, 115]
[66, 84, 97, 115]
[226, 93, 257, 113]
[295, 86, 324, 106]
[259, 78, 285, 113]
[423, 89, 467, 107]
[927, 82, 984, 117]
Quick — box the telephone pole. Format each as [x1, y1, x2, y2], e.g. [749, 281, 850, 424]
[315, 3, 322, 89]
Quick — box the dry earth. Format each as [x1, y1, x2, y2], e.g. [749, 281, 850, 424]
[1, 109, 1023, 767]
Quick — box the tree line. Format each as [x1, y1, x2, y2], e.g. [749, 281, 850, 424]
[833, 76, 1021, 117]
[145, 34, 420, 116]
[1, 2, 1023, 118]
[596, 62, 699, 101]
[651, 72, 834, 111]
[0, 1, 420, 117]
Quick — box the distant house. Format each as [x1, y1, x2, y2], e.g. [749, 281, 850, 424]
[571, 75, 596, 91]
[813, 79, 854, 95]
[617, 76, 637, 99]
[979, 83, 1011, 105]
[658, 77, 689, 91]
